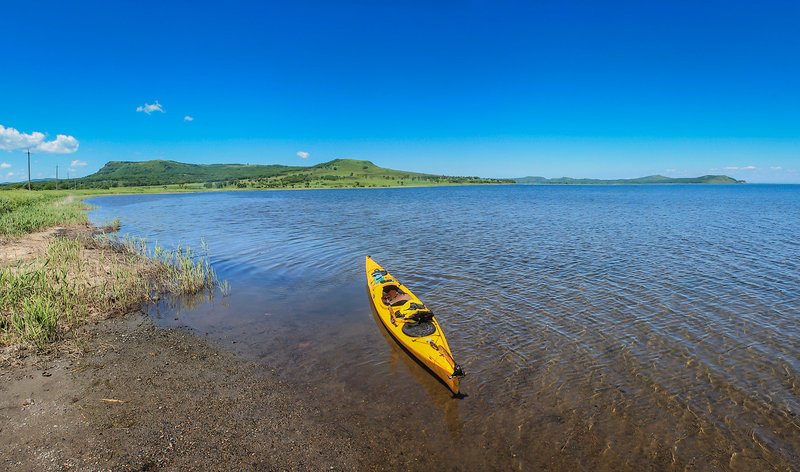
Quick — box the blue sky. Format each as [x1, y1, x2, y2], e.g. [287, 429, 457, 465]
[1, 1, 798, 183]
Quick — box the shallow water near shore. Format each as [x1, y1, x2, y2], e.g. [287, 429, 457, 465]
[89, 184, 800, 470]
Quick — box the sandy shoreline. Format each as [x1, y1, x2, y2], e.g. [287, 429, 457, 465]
[1, 311, 378, 471]
[0, 225, 445, 471]
[1, 310, 457, 471]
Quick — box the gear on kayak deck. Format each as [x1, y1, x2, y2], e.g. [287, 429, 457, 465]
[366, 256, 463, 394]
[402, 321, 436, 337]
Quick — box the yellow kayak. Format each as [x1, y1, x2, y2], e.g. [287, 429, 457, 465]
[366, 256, 465, 394]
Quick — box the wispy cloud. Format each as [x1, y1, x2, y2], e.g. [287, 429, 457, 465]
[297, 151, 310, 159]
[0, 162, 10, 169]
[1, 124, 80, 154]
[770, 166, 783, 170]
[71, 159, 87, 167]
[136, 100, 164, 114]
[184, 115, 194, 122]
[6, 172, 14, 178]
[724, 165, 756, 171]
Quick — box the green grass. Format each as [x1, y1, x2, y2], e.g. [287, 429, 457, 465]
[0, 234, 219, 350]
[0, 190, 89, 236]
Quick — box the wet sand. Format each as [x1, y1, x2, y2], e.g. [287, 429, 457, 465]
[1, 310, 445, 471]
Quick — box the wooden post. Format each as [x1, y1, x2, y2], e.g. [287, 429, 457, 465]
[27, 149, 31, 190]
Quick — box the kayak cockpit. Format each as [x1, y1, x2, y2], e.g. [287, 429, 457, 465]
[381, 284, 413, 306]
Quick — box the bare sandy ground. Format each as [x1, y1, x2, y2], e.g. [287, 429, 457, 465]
[0, 227, 66, 265]
[1, 313, 396, 471]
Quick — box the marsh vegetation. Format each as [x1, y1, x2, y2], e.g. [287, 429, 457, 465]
[0, 191, 220, 351]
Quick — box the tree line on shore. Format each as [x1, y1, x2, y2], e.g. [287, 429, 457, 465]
[1, 158, 514, 191]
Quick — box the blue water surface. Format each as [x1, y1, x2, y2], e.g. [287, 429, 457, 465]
[88, 184, 800, 470]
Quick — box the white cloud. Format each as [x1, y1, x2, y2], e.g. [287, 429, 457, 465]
[1, 124, 79, 154]
[297, 151, 310, 159]
[741, 165, 756, 170]
[136, 100, 164, 114]
[0, 162, 10, 168]
[770, 166, 783, 170]
[1, 124, 45, 151]
[6, 172, 14, 178]
[665, 168, 676, 173]
[71, 159, 87, 167]
[35, 134, 80, 154]
[184, 115, 194, 122]
[724, 166, 739, 170]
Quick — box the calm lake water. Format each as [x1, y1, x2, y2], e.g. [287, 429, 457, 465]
[89, 185, 800, 470]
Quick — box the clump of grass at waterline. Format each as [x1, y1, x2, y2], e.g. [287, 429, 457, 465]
[0, 234, 222, 350]
[0, 190, 89, 237]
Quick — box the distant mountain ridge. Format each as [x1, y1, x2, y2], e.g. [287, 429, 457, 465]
[1, 160, 745, 189]
[1, 159, 513, 190]
[514, 174, 745, 184]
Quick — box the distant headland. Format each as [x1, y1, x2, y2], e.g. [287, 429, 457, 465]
[514, 175, 745, 185]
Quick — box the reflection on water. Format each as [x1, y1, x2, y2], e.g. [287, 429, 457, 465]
[366, 287, 465, 439]
[88, 185, 800, 470]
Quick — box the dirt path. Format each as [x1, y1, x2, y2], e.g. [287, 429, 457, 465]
[0, 223, 111, 266]
[0, 226, 65, 265]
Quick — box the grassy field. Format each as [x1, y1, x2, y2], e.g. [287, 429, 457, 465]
[0, 191, 220, 350]
[0, 190, 90, 237]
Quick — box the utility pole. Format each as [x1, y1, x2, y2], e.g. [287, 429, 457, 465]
[27, 149, 31, 190]
[56, 165, 59, 190]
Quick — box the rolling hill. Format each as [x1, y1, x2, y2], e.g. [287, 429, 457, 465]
[1, 160, 746, 191]
[1, 159, 513, 190]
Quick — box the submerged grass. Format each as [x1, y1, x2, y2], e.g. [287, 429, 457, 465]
[0, 234, 220, 350]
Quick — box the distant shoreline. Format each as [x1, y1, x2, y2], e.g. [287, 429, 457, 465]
[514, 174, 745, 185]
[5, 181, 796, 200]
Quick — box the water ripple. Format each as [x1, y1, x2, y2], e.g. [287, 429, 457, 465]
[89, 184, 800, 469]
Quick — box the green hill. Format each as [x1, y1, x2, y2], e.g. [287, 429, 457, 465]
[2, 159, 513, 190]
[514, 174, 745, 184]
[82, 160, 303, 186]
